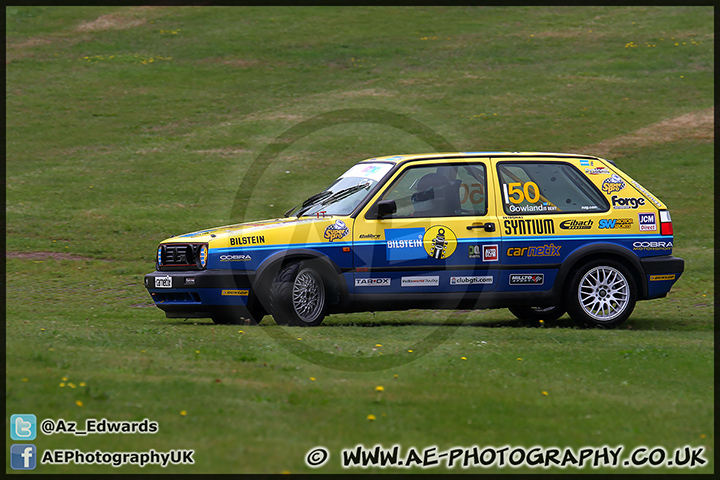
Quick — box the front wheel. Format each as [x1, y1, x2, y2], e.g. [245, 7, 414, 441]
[566, 260, 637, 328]
[268, 261, 328, 326]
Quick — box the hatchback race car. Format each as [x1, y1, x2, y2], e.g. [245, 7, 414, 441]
[144, 152, 684, 328]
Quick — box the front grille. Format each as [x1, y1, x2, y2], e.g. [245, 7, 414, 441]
[159, 243, 202, 269]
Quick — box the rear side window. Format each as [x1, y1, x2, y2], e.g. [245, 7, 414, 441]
[497, 161, 609, 215]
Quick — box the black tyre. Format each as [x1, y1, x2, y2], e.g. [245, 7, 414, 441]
[268, 261, 328, 327]
[508, 305, 566, 322]
[566, 259, 637, 328]
[211, 300, 266, 325]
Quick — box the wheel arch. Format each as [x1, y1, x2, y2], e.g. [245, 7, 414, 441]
[555, 243, 647, 301]
[253, 249, 348, 307]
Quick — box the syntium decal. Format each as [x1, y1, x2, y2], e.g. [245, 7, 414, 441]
[503, 219, 554, 236]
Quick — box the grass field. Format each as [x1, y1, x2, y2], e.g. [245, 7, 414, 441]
[5, 6, 714, 473]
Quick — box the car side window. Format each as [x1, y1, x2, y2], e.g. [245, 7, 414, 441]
[497, 161, 608, 215]
[378, 163, 487, 218]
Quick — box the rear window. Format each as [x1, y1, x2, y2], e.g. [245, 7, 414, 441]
[497, 161, 609, 215]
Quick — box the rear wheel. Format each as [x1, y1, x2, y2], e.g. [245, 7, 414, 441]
[268, 261, 328, 326]
[566, 260, 637, 328]
[508, 305, 565, 322]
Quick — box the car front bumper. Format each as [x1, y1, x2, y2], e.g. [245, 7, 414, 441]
[144, 269, 255, 318]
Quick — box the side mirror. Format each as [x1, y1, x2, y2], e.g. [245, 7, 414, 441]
[368, 199, 397, 219]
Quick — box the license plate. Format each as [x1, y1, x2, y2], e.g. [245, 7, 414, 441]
[155, 276, 172, 288]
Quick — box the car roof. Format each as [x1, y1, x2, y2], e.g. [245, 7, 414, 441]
[359, 152, 603, 164]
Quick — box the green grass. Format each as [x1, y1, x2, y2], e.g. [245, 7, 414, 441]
[6, 6, 714, 474]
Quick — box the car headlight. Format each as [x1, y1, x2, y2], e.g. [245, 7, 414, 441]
[198, 244, 208, 269]
[157, 245, 163, 267]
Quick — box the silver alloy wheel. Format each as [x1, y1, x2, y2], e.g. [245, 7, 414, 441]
[292, 268, 325, 322]
[577, 266, 629, 322]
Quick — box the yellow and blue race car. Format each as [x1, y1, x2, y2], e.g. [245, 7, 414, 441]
[144, 152, 684, 328]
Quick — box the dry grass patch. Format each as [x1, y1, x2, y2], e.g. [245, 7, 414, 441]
[75, 7, 162, 33]
[572, 106, 714, 158]
[6, 251, 100, 262]
[195, 148, 251, 157]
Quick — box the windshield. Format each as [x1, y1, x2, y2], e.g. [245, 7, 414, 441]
[289, 163, 394, 217]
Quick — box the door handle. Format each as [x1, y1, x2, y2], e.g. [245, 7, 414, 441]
[467, 222, 495, 232]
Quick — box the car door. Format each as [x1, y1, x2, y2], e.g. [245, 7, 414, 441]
[352, 159, 501, 294]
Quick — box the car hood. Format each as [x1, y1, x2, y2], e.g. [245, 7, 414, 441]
[162, 216, 351, 245]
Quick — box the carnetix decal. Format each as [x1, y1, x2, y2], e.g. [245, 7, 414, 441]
[506, 244, 561, 257]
